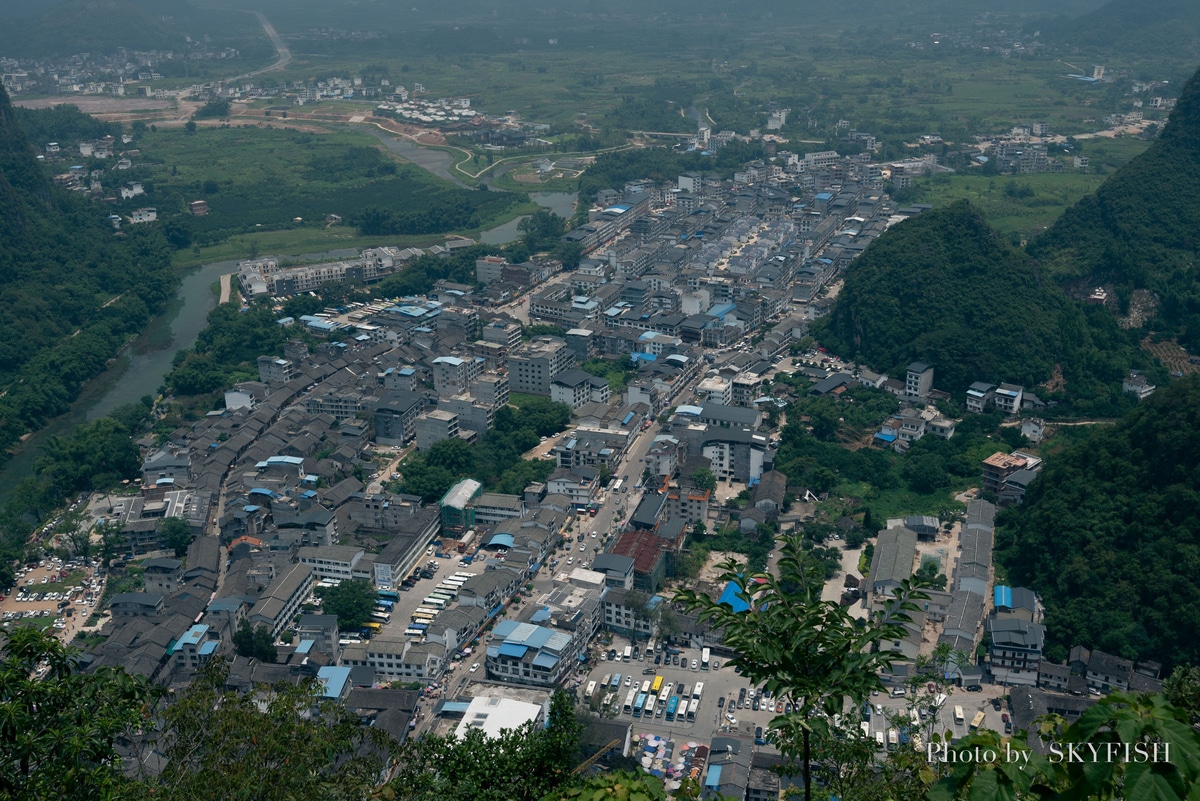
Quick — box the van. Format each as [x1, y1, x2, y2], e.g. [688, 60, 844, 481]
[890, 687, 907, 698]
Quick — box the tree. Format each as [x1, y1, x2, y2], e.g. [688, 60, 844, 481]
[184, 120, 197, 134]
[674, 534, 928, 801]
[929, 692, 1200, 801]
[138, 660, 389, 801]
[320, 578, 378, 630]
[386, 691, 581, 801]
[95, 520, 124, 568]
[0, 627, 159, 800]
[688, 468, 717, 491]
[231, 619, 277, 662]
[158, 517, 194, 557]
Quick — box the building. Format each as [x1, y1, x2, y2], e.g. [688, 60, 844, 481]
[550, 369, 612, 410]
[965, 382, 996, 413]
[1122, 372, 1156, 400]
[866, 528, 916, 606]
[454, 696, 545, 739]
[415, 410, 460, 451]
[298, 545, 366, 582]
[987, 616, 1045, 686]
[171, 623, 221, 671]
[992, 383, 1024, 415]
[440, 479, 483, 533]
[484, 619, 587, 687]
[509, 337, 570, 395]
[905, 362, 934, 399]
[247, 563, 314, 639]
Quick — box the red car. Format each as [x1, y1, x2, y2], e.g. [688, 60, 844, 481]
[927, 682, 936, 693]
[1002, 713, 1010, 723]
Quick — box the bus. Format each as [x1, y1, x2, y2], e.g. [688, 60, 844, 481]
[646, 640, 656, 658]
[657, 683, 671, 704]
[452, 573, 475, 581]
[624, 689, 637, 715]
[887, 729, 899, 751]
[435, 584, 459, 595]
[412, 614, 435, 626]
[701, 647, 711, 670]
[644, 697, 656, 718]
[611, 674, 622, 688]
[369, 612, 391, 625]
[429, 593, 452, 605]
[415, 607, 439, 618]
[970, 711, 986, 732]
[692, 682, 704, 701]
[665, 696, 680, 721]
[375, 599, 395, 611]
[875, 731, 886, 751]
[623, 646, 632, 661]
[686, 698, 699, 722]
[408, 622, 428, 631]
[640, 680, 651, 695]
[634, 693, 648, 718]
[860, 722, 871, 741]
[421, 598, 447, 610]
[600, 674, 611, 691]
[585, 681, 597, 700]
[650, 676, 664, 694]
[404, 628, 424, 638]
[364, 622, 382, 633]
[377, 590, 400, 602]
[910, 709, 921, 729]
[953, 706, 965, 726]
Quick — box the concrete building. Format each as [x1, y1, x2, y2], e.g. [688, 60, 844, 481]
[509, 337, 570, 395]
[415, 410, 460, 451]
[905, 362, 934, 399]
[247, 563, 314, 638]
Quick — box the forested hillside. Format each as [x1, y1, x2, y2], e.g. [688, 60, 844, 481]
[819, 201, 1143, 396]
[1035, 0, 1200, 65]
[995, 375, 1200, 668]
[0, 86, 175, 455]
[1029, 62, 1200, 348]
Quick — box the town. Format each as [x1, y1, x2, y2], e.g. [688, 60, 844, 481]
[0, 143, 1174, 797]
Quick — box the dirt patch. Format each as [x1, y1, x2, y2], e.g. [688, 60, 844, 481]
[14, 97, 174, 113]
[1037, 363, 1066, 394]
[695, 550, 746, 584]
[1142, 336, 1200, 375]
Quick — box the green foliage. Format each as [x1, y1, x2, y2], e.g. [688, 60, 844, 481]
[158, 517, 194, 557]
[193, 99, 232, 119]
[374, 244, 502, 298]
[32, 417, 141, 495]
[387, 691, 580, 801]
[995, 375, 1200, 668]
[0, 88, 174, 456]
[689, 468, 717, 491]
[929, 692, 1200, 801]
[822, 201, 1072, 390]
[0, 627, 160, 801]
[542, 771, 668, 801]
[578, 357, 635, 394]
[1030, 62, 1200, 349]
[11, 103, 120, 147]
[138, 660, 389, 801]
[320, 578, 379, 630]
[231, 619, 277, 662]
[397, 396, 567, 501]
[576, 141, 764, 206]
[165, 301, 287, 396]
[674, 536, 928, 801]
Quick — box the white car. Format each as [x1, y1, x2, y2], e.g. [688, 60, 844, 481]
[691, 659, 698, 670]
[625, 676, 632, 686]
[567, 557, 574, 565]
[469, 663, 479, 673]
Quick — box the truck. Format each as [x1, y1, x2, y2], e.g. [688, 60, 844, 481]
[456, 529, 477, 554]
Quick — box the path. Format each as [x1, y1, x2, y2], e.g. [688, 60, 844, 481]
[219, 273, 233, 304]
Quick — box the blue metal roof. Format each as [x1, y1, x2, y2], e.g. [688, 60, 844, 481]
[317, 666, 351, 699]
[533, 651, 559, 669]
[621, 412, 635, 425]
[705, 765, 723, 788]
[874, 432, 897, 443]
[487, 532, 515, 549]
[718, 581, 750, 613]
[441, 701, 472, 714]
[676, 405, 703, 416]
[498, 643, 528, 659]
[995, 586, 1013, 609]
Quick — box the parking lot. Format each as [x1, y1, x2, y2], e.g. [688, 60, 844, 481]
[1, 557, 105, 644]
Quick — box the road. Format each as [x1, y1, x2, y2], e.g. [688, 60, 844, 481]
[244, 12, 292, 77]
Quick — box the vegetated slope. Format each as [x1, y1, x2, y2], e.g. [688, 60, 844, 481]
[0, 86, 175, 454]
[995, 374, 1200, 669]
[822, 201, 1071, 391]
[1029, 61, 1200, 346]
[1036, 0, 1200, 63]
[0, 0, 185, 58]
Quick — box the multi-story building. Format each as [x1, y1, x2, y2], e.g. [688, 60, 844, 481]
[509, 337, 570, 395]
[432, 355, 482, 396]
[987, 617, 1046, 686]
[298, 545, 366, 582]
[905, 362, 934, 399]
[247, 563, 314, 639]
[415, 410, 460, 451]
[550, 369, 611, 410]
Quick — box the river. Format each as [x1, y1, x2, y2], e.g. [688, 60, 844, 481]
[480, 191, 578, 244]
[0, 136, 576, 503]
